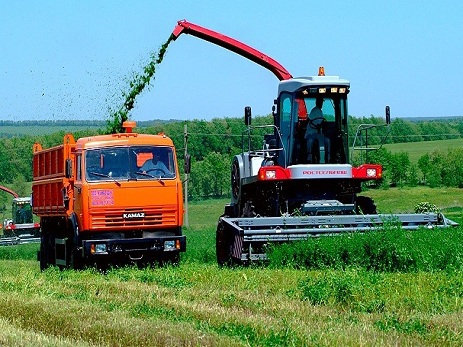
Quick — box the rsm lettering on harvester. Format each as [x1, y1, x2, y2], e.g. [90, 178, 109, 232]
[33, 121, 189, 270]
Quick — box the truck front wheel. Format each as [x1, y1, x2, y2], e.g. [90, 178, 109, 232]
[39, 233, 54, 271]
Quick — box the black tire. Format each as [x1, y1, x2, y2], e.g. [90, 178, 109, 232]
[216, 219, 232, 267]
[39, 233, 53, 271]
[356, 196, 377, 215]
[70, 246, 83, 270]
[161, 252, 180, 266]
[231, 157, 241, 202]
[33, 227, 41, 238]
[39, 242, 47, 271]
[169, 252, 180, 265]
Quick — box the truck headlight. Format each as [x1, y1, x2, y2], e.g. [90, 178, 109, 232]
[164, 240, 181, 251]
[164, 240, 176, 251]
[90, 243, 107, 254]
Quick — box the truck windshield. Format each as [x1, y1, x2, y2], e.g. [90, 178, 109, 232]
[85, 146, 176, 182]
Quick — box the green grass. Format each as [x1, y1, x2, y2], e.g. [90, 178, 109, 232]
[268, 226, 463, 272]
[0, 259, 462, 346]
[0, 189, 462, 346]
[183, 198, 228, 264]
[384, 138, 463, 164]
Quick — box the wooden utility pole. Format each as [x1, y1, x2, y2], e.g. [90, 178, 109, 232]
[183, 122, 189, 228]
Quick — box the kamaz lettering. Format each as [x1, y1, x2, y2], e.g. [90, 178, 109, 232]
[123, 212, 145, 219]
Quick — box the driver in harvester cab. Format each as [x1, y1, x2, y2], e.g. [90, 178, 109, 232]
[141, 148, 171, 175]
[304, 97, 330, 164]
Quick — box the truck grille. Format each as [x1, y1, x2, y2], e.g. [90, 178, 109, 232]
[90, 206, 178, 229]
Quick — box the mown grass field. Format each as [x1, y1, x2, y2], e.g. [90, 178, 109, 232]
[0, 187, 462, 346]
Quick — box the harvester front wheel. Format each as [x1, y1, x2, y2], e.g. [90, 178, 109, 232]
[356, 196, 377, 215]
[231, 157, 241, 205]
[216, 219, 232, 267]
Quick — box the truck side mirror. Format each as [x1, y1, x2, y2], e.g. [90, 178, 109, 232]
[244, 106, 252, 126]
[65, 159, 73, 178]
[385, 105, 391, 124]
[184, 154, 191, 174]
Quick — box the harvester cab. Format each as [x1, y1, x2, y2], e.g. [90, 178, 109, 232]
[12, 197, 34, 225]
[230, 67, 385, 219]
[269, 67, 351, 167]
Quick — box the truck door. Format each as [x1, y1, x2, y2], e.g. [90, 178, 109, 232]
[73, 153, 84, 229]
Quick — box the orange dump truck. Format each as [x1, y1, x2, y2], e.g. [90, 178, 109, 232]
[33, 121, 187, 270]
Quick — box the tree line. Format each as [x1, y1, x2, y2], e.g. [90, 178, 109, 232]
[0, 116, 463, 207]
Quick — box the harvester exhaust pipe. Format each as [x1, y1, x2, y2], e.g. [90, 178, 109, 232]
[245, 106, 252, 126]
[385, 106, 391, 124]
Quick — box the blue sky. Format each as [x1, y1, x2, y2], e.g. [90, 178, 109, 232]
[1, 1, 462, 122]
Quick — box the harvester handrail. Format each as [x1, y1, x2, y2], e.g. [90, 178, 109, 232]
[350, 122, 390, 163]
[241, 124, 286, 162]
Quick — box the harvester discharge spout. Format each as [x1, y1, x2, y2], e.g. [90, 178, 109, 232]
[171, 19, 292, 81]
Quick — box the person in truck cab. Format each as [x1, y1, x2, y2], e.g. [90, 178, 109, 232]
[140, 148, 172, 177]
[305, 97, 331, 163]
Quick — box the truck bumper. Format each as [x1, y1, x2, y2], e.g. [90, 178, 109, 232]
[81, 235, 186, 260]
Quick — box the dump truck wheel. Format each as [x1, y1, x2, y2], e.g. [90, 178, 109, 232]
[159, 252, 180, 267]
[169, 253, 180, 265]
[70, 247, 83, 270]
[68, 227, 83, 270]
[39, 233, 53, 271]
[39, 243, 47, 271]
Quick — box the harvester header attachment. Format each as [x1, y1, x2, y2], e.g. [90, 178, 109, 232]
[218, 212, 458, 264]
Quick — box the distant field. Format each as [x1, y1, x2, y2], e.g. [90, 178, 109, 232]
[384, 138, 463, 164]
[0, 124, 103, 137]
[0, 120, 173, 137]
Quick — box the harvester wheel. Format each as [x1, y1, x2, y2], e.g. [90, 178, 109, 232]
[356, 196, 377, 215]
[216, 219, 232, 267]
[231, 158, 241, 203]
